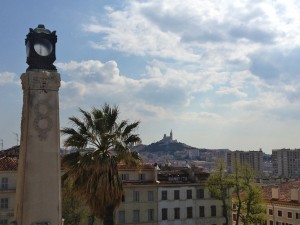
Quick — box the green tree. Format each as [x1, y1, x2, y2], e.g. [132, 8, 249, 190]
[61, 104, 142, 225]
[207, 159, 233, 225]
[208, 160, 266, 225]
[233, 163, 266, 225]
[62, 179, 88, 225]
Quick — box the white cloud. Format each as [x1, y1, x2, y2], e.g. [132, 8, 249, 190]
[57, 60, 120, 83]
[61, 0, 300, 149]
[56, 57, 300, 128]
[0, 72, 18, 86]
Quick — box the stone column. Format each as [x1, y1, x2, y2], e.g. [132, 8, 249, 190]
[15, 70, 61, 225]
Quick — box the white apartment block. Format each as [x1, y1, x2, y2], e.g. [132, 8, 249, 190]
[226, 150, 263, 177]
[272, 148, 300, 179]
[116, 165, 229, 225]
[157, 185, 225, 225]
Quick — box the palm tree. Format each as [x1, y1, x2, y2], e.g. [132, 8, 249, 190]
[61, 103, 142, 225]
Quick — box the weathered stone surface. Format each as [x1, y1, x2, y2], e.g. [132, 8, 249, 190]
[15, 71, 61, 225]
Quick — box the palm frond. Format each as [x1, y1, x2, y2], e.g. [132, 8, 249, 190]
[62, 103, 142, 223]
[122, 121, 140, 137]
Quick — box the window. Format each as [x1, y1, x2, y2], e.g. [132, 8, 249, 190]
[120, 174, 129, 181]
[174, 208, 180, 219]
[122, 194, 125, 202]
[0, 220, 7, 225]
[233, 214, 237, 221]
[0, 198, 8, 209]
[187, 207, 193, 218]
[118, 211, 125, 224]
[269, 209, 273, 215]
[133, 210, 140, 223]
[1, 178, 8, 190]
[133, 191, 139, 202]
[161, 190, 167, 200]
[148, 191, 154, 201]
[197, 189, 204, 199]
[269, 221, 273, 225]
[199, 206, 205, 217]
[139, 173, 146, 181]
[278, 210, 282, 217]
[187, 189, 192, 199]
[174, 190, 180, 200]
[297, 212, 300, 219]
[288, 211, 292, 218]
[233, 204, 237, 210]
[162, 208, 168, 220]
[148, 209, 154, 222]
[211, 205, 216, 217]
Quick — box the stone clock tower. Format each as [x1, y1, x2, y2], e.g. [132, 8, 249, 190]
[15, 24, 61, 225]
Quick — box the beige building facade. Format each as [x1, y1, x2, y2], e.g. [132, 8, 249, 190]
[263, 182, 300, 225]
[0, 157, 17, 225]
[1, 153, 229, 225]
[115, 165, 229, 225]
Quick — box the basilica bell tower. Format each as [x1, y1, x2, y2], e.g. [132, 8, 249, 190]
[15, 24, 62, 225]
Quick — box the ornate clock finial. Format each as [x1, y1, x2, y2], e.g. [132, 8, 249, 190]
[25, 24, 57, 71]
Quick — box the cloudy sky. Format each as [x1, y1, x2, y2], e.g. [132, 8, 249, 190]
[1, 0, 300, 153]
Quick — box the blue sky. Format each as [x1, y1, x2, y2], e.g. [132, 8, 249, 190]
[1, 0, 300, 153]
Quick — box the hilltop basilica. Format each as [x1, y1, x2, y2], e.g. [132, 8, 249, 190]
[158, 130, 178, 144]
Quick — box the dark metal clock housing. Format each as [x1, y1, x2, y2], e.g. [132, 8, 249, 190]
[25, 24, 57, 71]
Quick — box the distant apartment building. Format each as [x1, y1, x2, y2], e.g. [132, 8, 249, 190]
[0, 156, 17, 225]
[262, 181, 300, 225]
[116, 164, 230, 225]
[226, 150, 263, 177]
[272, 148, 300, 179]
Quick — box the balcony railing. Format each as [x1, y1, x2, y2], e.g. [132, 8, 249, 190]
[0, 207, 14, 217]
[0, 188, 16, 193]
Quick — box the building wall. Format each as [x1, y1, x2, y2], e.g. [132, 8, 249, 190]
[116, 184, 158, 225]
[272, 149, 300, 179]
[0, 171, 17, 225]
[116, 166, 229, 225]
[227, 150, 263, 177]
[157, 185, 226, 225]
[265, 201, 300, 225]
[0, 160, 229, 225]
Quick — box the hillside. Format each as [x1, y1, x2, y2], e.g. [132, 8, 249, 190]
[139, 141, 201, 153]
[132, 131, 228, 162]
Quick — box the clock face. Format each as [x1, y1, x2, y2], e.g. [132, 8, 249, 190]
[33, 39, 53, 56]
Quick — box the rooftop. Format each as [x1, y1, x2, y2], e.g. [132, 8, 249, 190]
[262, 180, 300, 202]
[0, 156, 18, 171]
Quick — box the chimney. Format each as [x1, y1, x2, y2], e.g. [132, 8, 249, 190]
[272, 186, 279, 200]
[291, 188, 300, 202]
[154, 163, 160, 183]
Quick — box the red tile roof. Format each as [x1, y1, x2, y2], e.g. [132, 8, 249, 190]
[262, 181, 300, 201]
[0, 156, 18, 171]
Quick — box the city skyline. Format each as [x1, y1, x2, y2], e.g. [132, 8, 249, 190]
[1, 1, 300, 153]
